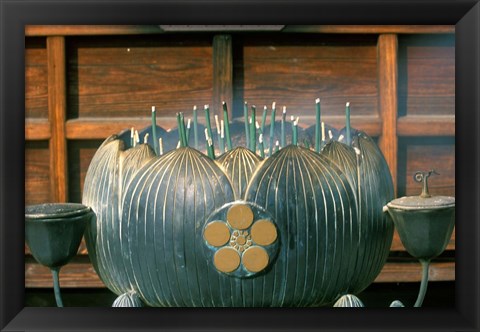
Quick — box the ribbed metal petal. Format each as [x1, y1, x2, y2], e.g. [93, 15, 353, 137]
[82, 136, 155, 296]
[121, 147, 235, 307]
[349, 132, 394, 293]
[215, 146, 263, 199]
[244, 145, 358, 306]
[320, 131, 394, 294]
[321, 140, 358, 189]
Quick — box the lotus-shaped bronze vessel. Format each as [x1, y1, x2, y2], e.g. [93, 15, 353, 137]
[82, 106, 394, 307]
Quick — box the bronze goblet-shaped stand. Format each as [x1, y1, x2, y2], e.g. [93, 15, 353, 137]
[25, 203, 93, 307]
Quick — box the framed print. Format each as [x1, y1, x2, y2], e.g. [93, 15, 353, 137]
[1, 0, 479, 331]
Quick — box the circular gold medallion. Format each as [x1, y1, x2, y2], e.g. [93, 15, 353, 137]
[204, 221, 230, 247]
[250, 219, 277, 246]
[242, 246, 269, 273]
[226, 204, 254, 230]
[214, 247, 241, 273]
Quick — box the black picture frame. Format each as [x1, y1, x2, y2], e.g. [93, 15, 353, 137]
[1, 0, 479, 331]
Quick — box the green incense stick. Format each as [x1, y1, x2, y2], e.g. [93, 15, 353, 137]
[222, 101, 232, 151]
[250, 105, 256, 153]
[130, 127, 134, 148]
[151, 106, 159, 155]
[244, 101, 250, 149]
[291, 116, 298, 146]
[176, 113, 187, 147]
[193, 105, 198, 149]
[204, 104, 213, 148]
[315, 98, 321, 152]
[186, 118, 191, 146]
[205, 128, 215, 159]
[261, 105, 267, 134]
[345, 102, 351, 145]
[215, 114, 223, 153]
[259, 134, 265, 158]
[269, 102, 276, 157]
[281, 106, 286, 147]
[220, 120, 225, 154]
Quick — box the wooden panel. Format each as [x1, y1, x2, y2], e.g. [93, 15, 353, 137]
[233, 34, 378, 121]
[283, 25, 455, 34]
[397, 137, 455, 197]
[47, 36, 68, 202]
[25, 141, 51, 204]
[377, 34, 398, 192]
[67, 35, 213, 119]
[68, 140, 103, 203]
[25, 37, 48, 119]
[398, 34, 455, 117]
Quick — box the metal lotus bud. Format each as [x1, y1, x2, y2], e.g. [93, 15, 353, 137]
[216, 146, 263, 199]
[112, 291, 144, 307]
[333, 294, 365, 307]
[245, 145, 358, 306]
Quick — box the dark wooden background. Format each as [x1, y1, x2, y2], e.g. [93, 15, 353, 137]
[25, 25, 455, 303]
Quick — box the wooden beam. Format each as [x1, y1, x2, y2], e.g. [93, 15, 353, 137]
[47, 36, 68, 202]
[26, 25, 455, 37]
[283, 25, 455, 34]
[377, 34, 399, 193]
[397, 115, 455, 137]
[64, 116, 382, 140]
[374, 261, 455, 283]
[212, 34, 233, 118]
[26, 25, 164, 36]
[25, 118, 51, 140]
[65, 117, 178, 140]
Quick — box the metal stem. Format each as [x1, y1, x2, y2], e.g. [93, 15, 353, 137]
[414, 259, 430, 307]
[51, 267, 64, 307]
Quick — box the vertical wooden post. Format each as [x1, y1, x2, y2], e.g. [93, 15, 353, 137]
[47, 36, 68, 202]
[213, 35, 233, 117]
[377, 34, 398, 194]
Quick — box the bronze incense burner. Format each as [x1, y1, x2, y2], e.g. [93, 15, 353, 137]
[81, 102, 395, 307]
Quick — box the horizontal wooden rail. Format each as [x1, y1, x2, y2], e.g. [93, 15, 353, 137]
[26, 115, 455, 141]
[25, 25, 454, 37]
[25, 118, 51, 140]
[397, 115, 455, 137]
[25, 258, 455, 288]
[26, 25, 165, 36]
[61, 115, 381, 140]
[374, 260, 454, 283]
[64, 118, 168, 140]
[282, 25, 455, 34]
